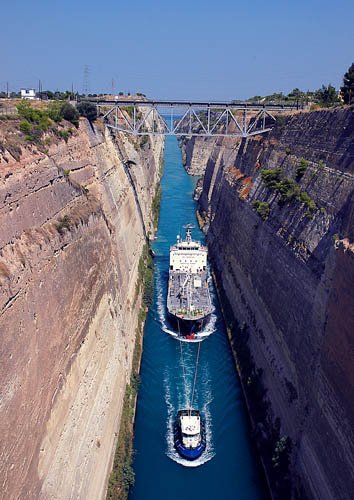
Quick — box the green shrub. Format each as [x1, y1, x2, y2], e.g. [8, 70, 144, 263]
[298, 191, 316, 212]
[47, 101, 64, 122]
[142, 266, 154, 307]
[56, 214, 71, 234]
[260, 166, 317, 215]
[60, 102, 79, 126]
[16, 101, 79, 143]
[19, 120, 31, 134]
[253, 200, 270, 220]
[295, 158, 308, 180]
[130, 372, 141, 392]
[77, 101, 97, 122]
[276, 178, 300, 203]
[58, 128, 74, 142]
[261, 168, 282, 189]
[151, 185, 161, 227]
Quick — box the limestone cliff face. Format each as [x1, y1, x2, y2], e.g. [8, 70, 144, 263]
[0, 119, 163, 499]
[179, 122, 242, 177]
[182, 108, 354, 499]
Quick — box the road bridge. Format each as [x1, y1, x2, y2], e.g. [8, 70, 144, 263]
[93, 99, 302, 138]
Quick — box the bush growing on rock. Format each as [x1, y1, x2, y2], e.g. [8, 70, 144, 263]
[77, 101, 97, 122]
[295, 158, 308, 180]
[60, 102, 79, 127]
[276, 178, 300, 204]
[253, 200, 270, 220]
[19, 120, 31, 134]
[260, 167, 317, 215]
[56, 215, 71, 234]
[261, 168, 282, 189]
[16, 101, 79, 147]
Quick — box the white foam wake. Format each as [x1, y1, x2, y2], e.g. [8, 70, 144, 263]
[164, 364, 215, 468]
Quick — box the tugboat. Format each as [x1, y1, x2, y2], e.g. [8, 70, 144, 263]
[174, 409, 206, 460]
[167, 225, 213, 339]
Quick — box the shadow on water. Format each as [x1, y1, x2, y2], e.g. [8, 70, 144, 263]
[129, 136, 267, 500]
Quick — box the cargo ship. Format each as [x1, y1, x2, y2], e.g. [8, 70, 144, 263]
[166, 225, 213, 339]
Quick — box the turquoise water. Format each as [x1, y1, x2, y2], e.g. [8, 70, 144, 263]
[129, 136, 266, 500]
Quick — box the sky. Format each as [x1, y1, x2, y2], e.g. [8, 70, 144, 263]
[1, 0, 354, 100]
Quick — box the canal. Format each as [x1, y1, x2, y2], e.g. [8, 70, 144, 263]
[129, 136, 266, 500]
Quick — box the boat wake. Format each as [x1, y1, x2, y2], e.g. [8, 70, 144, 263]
[156, 267, 217, 343]
[164, 364, 215, 467]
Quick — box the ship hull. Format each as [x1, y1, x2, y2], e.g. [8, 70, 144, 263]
[166, 310, 211, 339]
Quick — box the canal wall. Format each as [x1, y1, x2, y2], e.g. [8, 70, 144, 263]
[181, 107, 354, 499]
[0, 115, 163, 499]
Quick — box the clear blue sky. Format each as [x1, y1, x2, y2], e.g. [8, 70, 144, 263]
[1, 0, 353, 100]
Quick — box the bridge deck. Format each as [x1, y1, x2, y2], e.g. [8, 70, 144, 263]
[94, 98, 302, 111]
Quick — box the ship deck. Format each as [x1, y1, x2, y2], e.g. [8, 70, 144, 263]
[167, 271, 212, 320]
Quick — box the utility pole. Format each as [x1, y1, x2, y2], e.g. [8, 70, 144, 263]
[6, 81, 9, 98]
[38, 79, 42, 100]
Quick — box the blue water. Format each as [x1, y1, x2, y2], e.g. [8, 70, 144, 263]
[130, 136, 266, 500]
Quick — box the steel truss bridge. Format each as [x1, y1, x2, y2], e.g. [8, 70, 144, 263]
[94, 99, 301, 138]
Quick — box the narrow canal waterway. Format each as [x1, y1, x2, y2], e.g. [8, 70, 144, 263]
[130, 136, 266, 500]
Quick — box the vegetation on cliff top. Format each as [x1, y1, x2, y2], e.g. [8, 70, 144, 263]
[76, 100, 98, 122]
[341, 62, 354, 105]
[13, 100, 79, 149]
[247, 61, 354, 108]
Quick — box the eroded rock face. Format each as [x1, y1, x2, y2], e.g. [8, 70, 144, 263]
[0, 119, 164, 499]
[184, 108, 354, 499]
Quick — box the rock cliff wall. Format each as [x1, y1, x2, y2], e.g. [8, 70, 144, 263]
[0, 118, 163, 499]
[182, 108, 354, 499]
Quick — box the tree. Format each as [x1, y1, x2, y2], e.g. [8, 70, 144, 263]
[341, 62, 354, 105]
[288, 88, 305, 101]
[60, 102, 79, 126]
[77, 101, 97, 122]
[315, 84, 338, 107]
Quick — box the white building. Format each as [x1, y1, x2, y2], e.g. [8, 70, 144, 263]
[20, 88, 36, 100]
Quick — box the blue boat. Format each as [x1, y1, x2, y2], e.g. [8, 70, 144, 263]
[174, 409, 206, 460]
